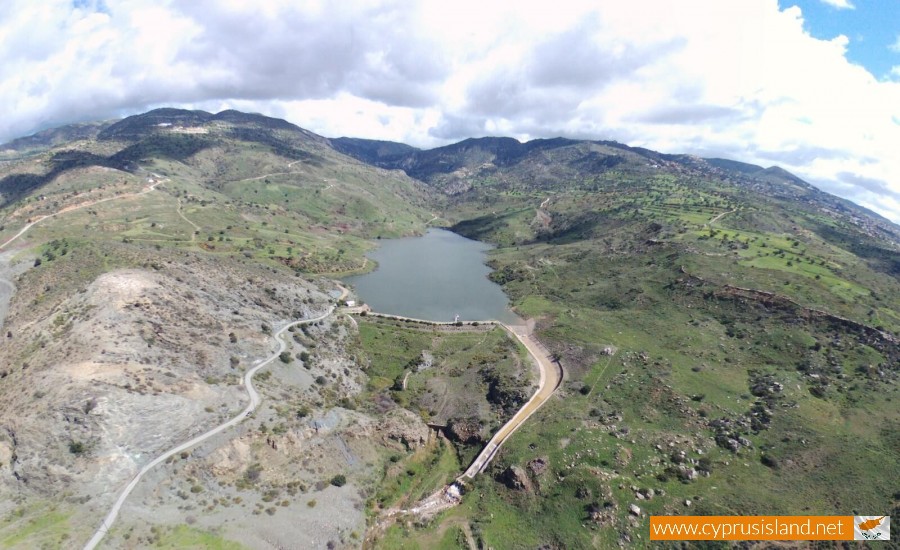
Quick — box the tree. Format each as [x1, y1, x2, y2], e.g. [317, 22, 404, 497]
[279, 351, 292, 363]
[229, 332, 238, 343]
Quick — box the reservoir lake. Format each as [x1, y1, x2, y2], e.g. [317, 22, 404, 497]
[343, 228, 521, 324]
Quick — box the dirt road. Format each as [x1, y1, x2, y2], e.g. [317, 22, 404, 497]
[83, 307, 334, 550]
[0, 180, 161, 251]
[459, 323, 562, 479]
[0, 180, 162, 328]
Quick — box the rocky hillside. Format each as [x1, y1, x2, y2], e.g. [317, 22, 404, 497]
[0, 109, 440, 548]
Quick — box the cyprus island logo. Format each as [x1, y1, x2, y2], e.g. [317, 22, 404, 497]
[854, 515, 890, 541]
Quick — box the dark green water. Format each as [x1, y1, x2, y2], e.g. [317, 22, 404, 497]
[344, 229, 521, 323]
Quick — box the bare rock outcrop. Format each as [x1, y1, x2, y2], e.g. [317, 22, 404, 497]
[446, 417, 484, 445]
[379, 408, 429, 450]
[499, 464, 533, 492]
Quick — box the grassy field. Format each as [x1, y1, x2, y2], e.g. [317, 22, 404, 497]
[0, 131, 436, 280]
[0, 504, 74, 549]
[356, 318, 534, 427]
[355, 318, 537, 517]
[381, 156, 900, 548]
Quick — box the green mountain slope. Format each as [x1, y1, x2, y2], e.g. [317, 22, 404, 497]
[0, 108, 435, 274]
[1, 112, 898, 548]
[341, 135, 900, 548]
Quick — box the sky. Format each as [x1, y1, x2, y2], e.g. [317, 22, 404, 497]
[2, 0, 900, 223]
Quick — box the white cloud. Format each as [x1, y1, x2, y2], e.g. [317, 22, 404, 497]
[1, 0, 900, 222]
[818, 0, 855, 9]
[890, 35, 900, 53]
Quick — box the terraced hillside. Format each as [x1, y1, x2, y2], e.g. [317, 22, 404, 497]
[1, 109, 434, 275]
[341, 136, 900, 548]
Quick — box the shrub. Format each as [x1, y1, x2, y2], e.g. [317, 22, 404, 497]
[329, 474, 347, 487]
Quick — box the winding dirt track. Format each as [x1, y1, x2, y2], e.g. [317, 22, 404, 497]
[83, 307, 334, 550]
[0, 180, 162, 328]
[0, 173, 562, 544]
[0, 181, 161, 251]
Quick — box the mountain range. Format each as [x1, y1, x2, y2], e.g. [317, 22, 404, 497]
[0, 108, 897, 549]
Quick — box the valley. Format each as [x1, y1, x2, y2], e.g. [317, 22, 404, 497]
[0, 108, 897, 549]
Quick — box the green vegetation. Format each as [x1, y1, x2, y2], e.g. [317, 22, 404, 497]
[0, 110, 436, 283]
[0, 507, 72, 549]
[357, 318, 532, 435]
[375, 438, 461, 511]
[150, 524, 245, 549]
[330, 474, 347, 487]
[1, 111, 898, 548]
[357, 137, 900, 548]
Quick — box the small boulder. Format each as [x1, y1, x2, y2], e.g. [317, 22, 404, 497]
[499, 465, 533, 492]
[528, 456, 549, 475]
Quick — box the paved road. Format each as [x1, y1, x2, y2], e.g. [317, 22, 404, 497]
[83, 307, 334, 550]
[460, 324, 563, 479]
